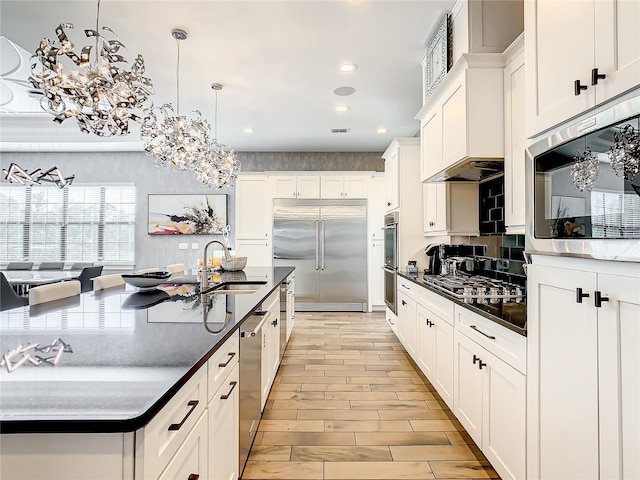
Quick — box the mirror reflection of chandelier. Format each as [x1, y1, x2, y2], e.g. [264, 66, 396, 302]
[140, 29, 210, 172]
[29, 0, 154, 136]
[191, 83, 241, 189]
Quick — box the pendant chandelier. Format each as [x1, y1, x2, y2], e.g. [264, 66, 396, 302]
[140, 29, 210, 171]
[192, 83, 241, 189]
[29, 0, 154, 136]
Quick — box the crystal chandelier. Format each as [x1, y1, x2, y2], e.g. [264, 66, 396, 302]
[570, 146, 599, 191]
[29, 0, 154, 136]
[609, 123, 640, 181]
[140, 29, 210, 171]
[192, 83, 241, 189]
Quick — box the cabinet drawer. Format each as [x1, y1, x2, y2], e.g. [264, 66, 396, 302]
[398, 278, 419, 298]
[138, 368, 207, 480]
[418, 287, 455, 326]
[455, 306, 526, 374]
[207, 331, 239, 403]
[157, 410, 208, 480]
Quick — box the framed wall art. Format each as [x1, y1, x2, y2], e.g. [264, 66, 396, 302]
[148, 194, 227, 235]
[423, 14, 452, 101]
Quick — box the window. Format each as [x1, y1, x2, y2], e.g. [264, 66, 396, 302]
[591, 190, 640, 238]
[0, 184, 135, 264]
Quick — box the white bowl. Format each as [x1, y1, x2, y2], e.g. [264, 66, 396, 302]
[122, 271, 172, 290]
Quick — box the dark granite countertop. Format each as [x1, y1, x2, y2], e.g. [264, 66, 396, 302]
[0, 266, 294, 434]
[398, 271, 526, 336]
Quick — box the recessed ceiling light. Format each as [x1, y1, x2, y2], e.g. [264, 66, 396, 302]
[243, 128, 255, 133]
[339, 63, 357, 73]
[377, 127, 387, 134]
[335, 104, 350, 112]
[334, 86, 356, 96]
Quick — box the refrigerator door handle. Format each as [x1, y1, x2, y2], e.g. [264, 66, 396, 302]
[321, 220, 325, 270]
[315, 219, 320, 270]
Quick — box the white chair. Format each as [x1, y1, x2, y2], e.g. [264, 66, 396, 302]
[165, 263, 185, 276]
[93, 274, 125, 291]
[29, 280, 81, 305]
[136, 267, 161, 274]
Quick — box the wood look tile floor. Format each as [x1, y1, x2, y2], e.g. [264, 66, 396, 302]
[243, 312, 500, 480]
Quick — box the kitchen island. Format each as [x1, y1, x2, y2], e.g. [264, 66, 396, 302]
[0, 266, 294, 480]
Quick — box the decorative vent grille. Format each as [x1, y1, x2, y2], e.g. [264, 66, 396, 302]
[330, 128, 350, 134]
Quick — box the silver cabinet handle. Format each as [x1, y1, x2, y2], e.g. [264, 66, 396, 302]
[320, 220, 325, 270]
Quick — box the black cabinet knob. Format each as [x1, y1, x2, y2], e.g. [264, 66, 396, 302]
[387, 202, 392, 206]
[472, 354, 480, 365]
[594, 291, 610, 308]
[574, 79, 588, 95]
[478, 360, 487, 370]
[576, 287, 590, 303]
[591, 68, 606, 85]
[401, 300, 407, 306]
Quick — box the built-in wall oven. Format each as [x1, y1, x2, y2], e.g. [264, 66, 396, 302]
[527, 96, 640, 262]
[383, 212, 399, 313]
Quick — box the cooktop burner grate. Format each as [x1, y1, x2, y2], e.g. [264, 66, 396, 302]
[422, 273, 525, 304]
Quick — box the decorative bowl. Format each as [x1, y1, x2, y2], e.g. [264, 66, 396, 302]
[122, 271, 172, 290]
[221, 256, 247, 272]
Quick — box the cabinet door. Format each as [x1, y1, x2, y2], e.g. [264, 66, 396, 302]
[236, 175, 270, 239]
[235, 239, 272, 267]
[504, 50, 526, 234]
[594, 0, 640, 105]
[433, 317, 454, 410]
[397, 290, 416, 356]
[527, 264, 599, 480]
[417, 304, 436, 378]
[209, 364, 239, 480]
[296, 176, 320, 198]
[370, 240, 384, 307]
[597, 273, 640, 480]
[423, 183, 445, 234]
[525, 0, 596, 136]
[158, 411, 208, 480]
[343, 176, 368, 198]
[483, 351, 526, 480]
[453, 331, 484, 446]
[261, 322, 271, 411]
[272, 176, 297, 199]
[441, 78, 467, 167]
[420, 107, 443, 181]
[320, 176, 344, 199]
[384, 155, 399, 211]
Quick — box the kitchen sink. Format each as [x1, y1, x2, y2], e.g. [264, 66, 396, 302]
[209, 282, 267, 294]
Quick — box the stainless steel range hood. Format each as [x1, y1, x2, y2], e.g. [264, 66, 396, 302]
[423, 157, 504, 182]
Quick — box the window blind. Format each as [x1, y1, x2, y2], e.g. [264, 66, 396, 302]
[591, 190, 640, 238]
[0, 184, 135, 263]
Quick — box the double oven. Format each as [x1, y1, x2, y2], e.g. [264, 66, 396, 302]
[383, 212, 399, 314]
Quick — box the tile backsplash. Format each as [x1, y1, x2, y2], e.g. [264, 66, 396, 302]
[480, 177, 505, 235]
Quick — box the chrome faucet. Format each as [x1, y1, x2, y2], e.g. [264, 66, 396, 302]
[201, 239, 232, 291]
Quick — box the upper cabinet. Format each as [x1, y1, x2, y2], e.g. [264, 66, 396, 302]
[417, 56, 505, 183]
[236, 173, 271, 239]
[503, 35, 526, 234]
[271, 175, 320, 199]
[320, 175, 369, 199]
[384, 151, 399, 212]
[382, 138, 419, 213]
[525, 0, 640, 137]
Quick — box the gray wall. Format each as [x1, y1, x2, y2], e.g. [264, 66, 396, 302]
[0, 151, 383, 270]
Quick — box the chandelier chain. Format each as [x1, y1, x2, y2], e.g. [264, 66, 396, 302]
[176, 37, 181, 115]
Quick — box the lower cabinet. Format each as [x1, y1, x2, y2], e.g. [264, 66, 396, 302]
[261, 292, 281, 411]
[208, 364, 239, 480]
[416, 304, 454, 409]
[158, 411, 208, 480]
[454, 330, 526, 480]
[397, 290, 417, 359]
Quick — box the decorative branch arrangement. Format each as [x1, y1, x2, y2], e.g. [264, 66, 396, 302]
[3, 162, 75, 188]
[1, 338, 73, 373]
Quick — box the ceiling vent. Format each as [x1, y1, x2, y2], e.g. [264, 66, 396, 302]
[331, 128, 350, 134]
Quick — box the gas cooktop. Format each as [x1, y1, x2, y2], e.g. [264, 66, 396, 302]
[422, 273, 525, 304]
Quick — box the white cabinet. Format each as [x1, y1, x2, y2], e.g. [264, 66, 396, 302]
[416, 303, 454, 409]
[261, 292, 281, 411]
[397, 290, 417, 360]
[285, 277, 296, 342]
[235, 174, 271, 240]
[208, 364, 239, 480]
[453, 329, 526, 480]
[368, 174, 385, 310]
[384, 153, 399, 212]
[235, 239, 272, 267]
[320, 175, 368, 199]
[271, 175, 320, 199]
[525, 0, 640, 137]
[423, 183, 479, 237]
[158, 411, 208, 480]
[503, 36, 526, 234]
[416, 57, 505, 182]
[527, 257, 640, 480]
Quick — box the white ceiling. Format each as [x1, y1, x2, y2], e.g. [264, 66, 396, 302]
[0, 0, 455, 152]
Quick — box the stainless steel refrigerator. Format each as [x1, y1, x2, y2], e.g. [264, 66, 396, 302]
[273, 199, 367, 311]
